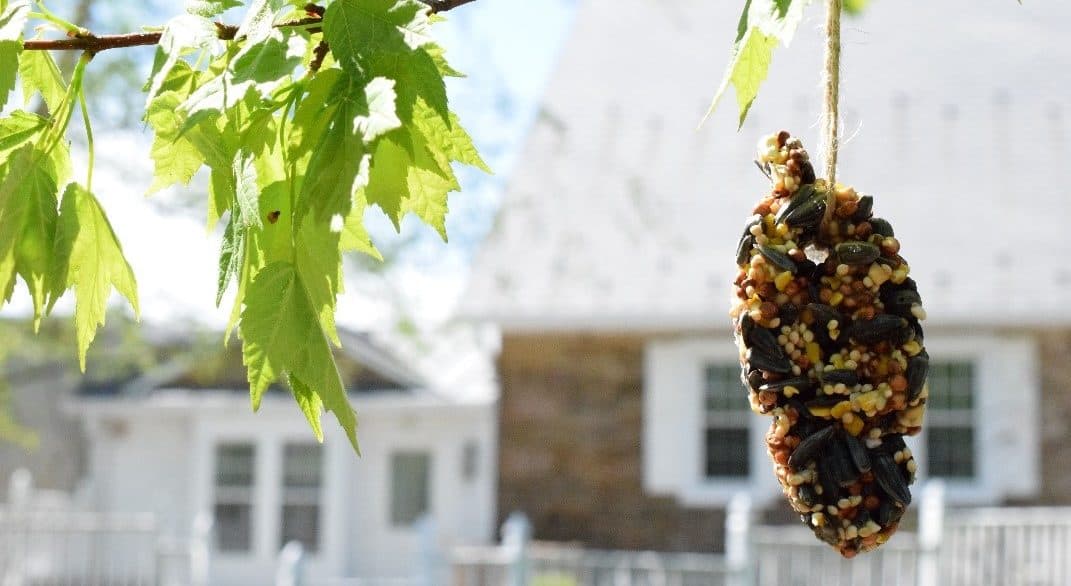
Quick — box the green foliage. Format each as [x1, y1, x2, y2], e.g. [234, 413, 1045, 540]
[0, 0, 30, 111]
[705, 0, 813, 128]
[0, 0, 489, 451]
[48, 183, 140, 372]
[843, 0, 869, 15]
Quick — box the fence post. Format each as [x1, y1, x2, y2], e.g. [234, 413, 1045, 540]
[276, 541, 306, 586]
[8, 468, 33, 508]
[189, 512, 213, 586]
[502, 512, 531, 586]
[917, 479, 945, 586]
[725, 492, 754, 586]
[415, 515, 441, 586]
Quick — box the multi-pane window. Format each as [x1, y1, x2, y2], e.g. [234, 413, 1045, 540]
[925, 361, 976, 479]
[461, 441, 479, 482]
[704, 364, 750, 478]
[214, 443, 255, 552]
[280, 444, 323, 552]
[390, 452, 431, 527]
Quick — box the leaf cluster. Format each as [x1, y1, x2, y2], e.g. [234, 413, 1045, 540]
[0, 0, 489, 451]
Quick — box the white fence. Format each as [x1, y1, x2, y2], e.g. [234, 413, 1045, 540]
[439, 482, 1071, 586]
[0, 470, 209, 586]
[8, 470, 1071, 586]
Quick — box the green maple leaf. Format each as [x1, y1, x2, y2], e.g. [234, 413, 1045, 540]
[145, 14, 226, 108]
[323, 0, 431, 73]
[295, 215, 342, 346]
[18, 51, 66, 116]
[233, 34, 304, 84]
[363, 135, 410, 226]
[843, 0, 869, 14]
[48, 183, 140, 371]
[299, 104, 367, 222]
[288, 375, 325, 442]
[216, 212, 245, 306]
[411, 99, 490, 175]
[186, 0, 243, 17]
[297, 72, 404, 223]
[233, 149, 262, 229]
[0, 0, 30, 111]
[240, 261, 358, 451]
[340, 190, 381, 260]
[367, 48, 447, 122]
[705, 0, 812, 127]
[0, 111, 47, 161]
[402, 146, 454, 240]
[425, 43, 464, 78]
[224, 146, 290, 342]
[145, 92, 210, 193]
[0, 146, 59, 329]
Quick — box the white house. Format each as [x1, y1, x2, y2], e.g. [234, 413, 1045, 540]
[460, 0, 1071, 552]
[65, 330, 496, 585]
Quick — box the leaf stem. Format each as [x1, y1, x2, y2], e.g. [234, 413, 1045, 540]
[40, 51, 89, 158]
[30, 1, 88, 36]
[78, 57, 95, 192]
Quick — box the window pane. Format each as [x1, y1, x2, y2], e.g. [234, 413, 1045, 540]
[284, 444, 322, 488]
[927, 426, 975, 478]
[705, 364, 747, 413]
[391, 452, 431, 526]
[705, 428, 750, 477]
[214, 503, 252, 552]
[281, 505, 320, 551]
[928, 362, 974, 411]
[214, 443, 254, 553]
[926, 361, 976, 479]
[281, 444, 321, 551]
[461, 441, 479, 482]
[216, 444, 255, 487]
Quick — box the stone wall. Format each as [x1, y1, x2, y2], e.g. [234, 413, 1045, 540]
[497, 334, 725, 552]
[1038, 330, 1071, 504]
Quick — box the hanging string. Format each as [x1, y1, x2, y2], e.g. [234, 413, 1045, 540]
[822, 0, 842, 186]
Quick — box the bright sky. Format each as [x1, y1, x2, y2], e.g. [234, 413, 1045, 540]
[3, 0, 577, 394]
[5, 1, 577, 326]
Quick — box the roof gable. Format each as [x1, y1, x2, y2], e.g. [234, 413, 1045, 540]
[462, 0, 1071, 330]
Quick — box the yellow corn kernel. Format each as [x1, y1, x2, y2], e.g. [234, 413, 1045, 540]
[830, 292, 844, 306]
[831, 401, 853, 419]
[774, 271, 794, 292]
[845, 415, 865, 436]
[902, 340, 922, 356]
[806, 342, 821, 365]
[809, 406, 833, 418]
[867, 263, 891, 287]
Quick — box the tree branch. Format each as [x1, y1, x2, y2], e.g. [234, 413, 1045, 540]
[422, 0, 480, 13]
[21, 0, 481, 54]
[21, 16, 324, 53]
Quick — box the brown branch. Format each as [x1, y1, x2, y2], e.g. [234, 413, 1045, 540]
[21, 0, 481, 54]
[422, 0, 480, 13]
[21, 16, 324, 54]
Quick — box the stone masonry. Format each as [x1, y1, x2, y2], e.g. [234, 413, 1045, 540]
[496, 334, 725, 552]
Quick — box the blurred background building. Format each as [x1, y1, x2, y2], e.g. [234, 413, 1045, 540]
[3, 0, 1071, 585]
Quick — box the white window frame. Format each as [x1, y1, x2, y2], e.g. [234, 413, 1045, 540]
[389, 450, 433, 528]
[212, 442, 257, 554]
[279, 443, 325, 553]
[643, 337, 780, 507]
[909, 332, 1039, 504]
[195, 420, 339, 565]
[643, 331, 1040, 508]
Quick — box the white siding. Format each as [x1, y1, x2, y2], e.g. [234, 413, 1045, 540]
[85, 414, 193, 534]
[79, 391, 496, 585]
[643, 330, 1041, 508]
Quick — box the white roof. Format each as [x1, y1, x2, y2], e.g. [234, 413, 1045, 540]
[461, 0, 1071, 331]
